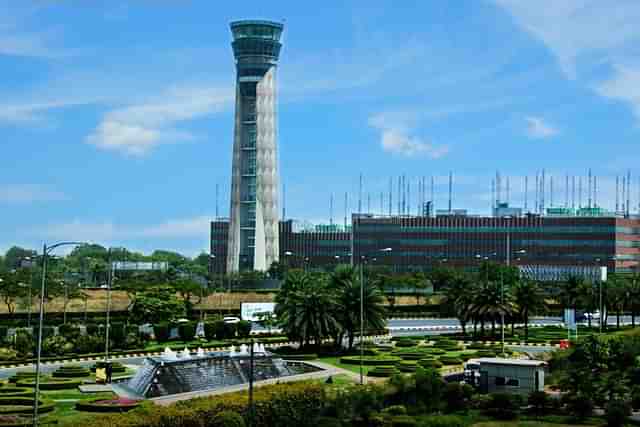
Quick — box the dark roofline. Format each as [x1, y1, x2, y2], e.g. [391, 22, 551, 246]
[230, 20, 284, 29]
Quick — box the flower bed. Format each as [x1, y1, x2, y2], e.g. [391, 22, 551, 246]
[75, 397, 142, 413]
[0, 415, 32, 427]
[339, 355, 401, 366]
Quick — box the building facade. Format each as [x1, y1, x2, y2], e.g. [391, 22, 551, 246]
[227, 20, 284, 273]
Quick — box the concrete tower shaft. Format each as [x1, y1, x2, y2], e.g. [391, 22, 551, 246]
[227, 21, 283, 273]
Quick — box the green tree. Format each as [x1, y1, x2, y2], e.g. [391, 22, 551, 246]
[513, 279, 547, 340]
[469, 281, 514, 337]
[130, 286, 186, 324]
[3, 246, 36, 270]
[608, 274, 627, 329]
[0, 269, 27, 314]
[275, 270, 339, 347]
[172, 279, 206, 319]
[442, 274, 476, 335]
[625, 274, 640, 327]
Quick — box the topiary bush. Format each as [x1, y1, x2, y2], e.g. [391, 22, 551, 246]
[605, 399, 631, 427]
[75, 397, 142, 413]
[340, 355, 400, 366]
[91, 361, 126, 373]
[439, 356, 463, 366]
[484, 392, 519, 420]
[418, 358, 443, 369]
[398, 361, 418, 372]
[0, 397, 54, 415]
[368, 366, 399, 377]
[418, 415, 468, 427]
[209, 410, 246, 427]
[154, 323, 172, 343]
[52, 365, 91, 378]
[382, 405, 407, 415]
[109, 322, 127, 348]
[0, 348, 18, 362]
[16, 378, 81, 390]
[389, 415, 417, 427]
[58, 323, 81, 340]
[7, 372, 37, 384]
[236, 321, 251, 339]
[475, 350, 497, 358]
[178, 322, 196, 343]
[394, 340, 418, 348]
[0, 387, 33, 398]
[423, 348, 446, 356]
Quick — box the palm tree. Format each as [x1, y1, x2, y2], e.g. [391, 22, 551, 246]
[274, 270, 339, 347]
[513, 279, 546, 340]
[607, 274, 626, 329]
[625, 274, 640, 327]
[442, 275, 476, 335]
[329, 265, 386, 349]
[468, 281, 514, 338]
[558, 276, 582, 313]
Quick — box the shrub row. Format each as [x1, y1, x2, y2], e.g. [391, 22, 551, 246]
[0, 397, 55, 415]
[369, 366, 400, 377]
[16, 378, 80, 390]
[75, 398, 143, 413]
[340, 355, 401, 366]
[51, 365, 91, 378]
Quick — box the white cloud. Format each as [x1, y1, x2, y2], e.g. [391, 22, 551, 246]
[35, 215, 214, 242]
[0, 100, 97, 124]
[85, 85, 233, 156]
[379, 129, 449, 158]
[525, 116, 558, 139]
[493, 0, 640, 123]
[368, 111, 449, 158]
[595, 64, 640, 121]
[0, 184, 67, 204]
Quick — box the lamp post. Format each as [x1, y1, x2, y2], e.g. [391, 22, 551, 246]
[359, 247, 392, 385]
[33, 241, 85, 427]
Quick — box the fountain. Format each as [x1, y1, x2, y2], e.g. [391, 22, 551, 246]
[114, 346, 322, 399]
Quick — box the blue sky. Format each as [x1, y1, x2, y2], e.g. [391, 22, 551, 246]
[2, 1, 640, 257]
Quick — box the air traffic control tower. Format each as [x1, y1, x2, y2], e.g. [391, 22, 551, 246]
[227, 20, 283, 272]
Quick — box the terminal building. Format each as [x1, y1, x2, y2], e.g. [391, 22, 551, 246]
[210, 212, 640, 279]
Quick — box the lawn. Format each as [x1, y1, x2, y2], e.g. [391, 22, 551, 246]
[472, 423, 594, 427]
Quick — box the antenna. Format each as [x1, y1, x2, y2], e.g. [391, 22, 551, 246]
[550, 175, 554, 207]
[534, 171, 540, 213]
[380, 191, 384, 215]
[588, 168, 592, 208]
[358, 173, 363, 214]
[541, 169, 546, 213]
[565, 174, 569, 208]
[407, 177, 411, 216]
[430, 176, 435, 215]
[344, 192, 348, 228]
[616, 175, 620, 212]
[388, 177, 392, 216]
[330, 193, 334, 225]
[506, 176, 510, 205]
[578, 176, 582, 208]
[215, 183, 219, 219]
[594, 175, 598, 207]
[572, 176, 576, 209]
[524, 175, 528, 211]
[367, 192, 371, 214]
[496, 171, 501, 205]
[627, 170, 632, 216]
[282, 182, 286, 220]
[491, 178, 496, 215]
[448, 171, 453, 212]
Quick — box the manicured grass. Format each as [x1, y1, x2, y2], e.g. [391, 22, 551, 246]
[317, 357, 376, 376]
[472, 423, 595, 427]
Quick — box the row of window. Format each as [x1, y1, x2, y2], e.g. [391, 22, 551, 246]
[357, 225, 633, 234]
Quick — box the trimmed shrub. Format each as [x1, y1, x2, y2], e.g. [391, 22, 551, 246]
[32, 326, 54, 341]
[444, 382, 473, 412]
[86, 323, 101, 336]
[0, 387, 32, 397]
[340, 355, 400, 366]
[368, 366, 399, 377]
[0, 326, 8, 342]
[419, 358, 443, 369]
[281, 354, 317, 361]
[52, 365, 91, 378]
[398, 361, 418, 372]
[528, 391, 550, 416]
[382, 405, 407, 415]
[475, 350, 497, 358]
[423, 348, 446, 356]
[75, 397, 142, 413]
[0, 348, 18, 362]
[0, 397, 54, 415]
[236, 321, 251, 339]
[58, 323, 81, 340]
[42, 335, 73, 356]
[7, 372, 37, 384]
[178, 322, 197, 343]
[210, 410, 246, 427]
[12, 331, 33, 358]
[16, 378, 81, 390]
[74, 334, 104, 354]
[459, 352, 478, 362]
[605, 399, 631, 427]
[389, 415, 417, 427]
[204, 321, 235, 340]
[314, 417, 342, 427]
[465, 342, 487, 350]
[394, 340, 418, 348]
[109, 322, 126, 348]
[395, 352, 425, 361]
[563, 393, 594, 419]
[484, 392, 519, 420]
[154, 323, 172, 343]
[439, 356, 463, 365]
[418, 415, 468, 427]
[91, 361, 126, 373]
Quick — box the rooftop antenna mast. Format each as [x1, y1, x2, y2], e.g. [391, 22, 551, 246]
[344, 192, 348, 228]
[506, 176, 510, 205]
[282, 183, 286, 220]
[491, 178, 496, 215]
[448, 171, 453, 213]
[588, 168, 592, 208]
[572, 176, 576, 209]
[367, 192, 371, 214]
[496, 171, 501, 205]
[627, 170, 632, 216]
[594, 175, 598, 207]
[358, 173, 363, 214]
[430, 176, 435, 216]
[524, 175, 528, 212]
[388, 177, 392, 216]
[565, 174, 569, 208]
[330, 193, 334, 225]
[215, 183, 219, 219]
[541, 169, 546, 213]
[407, 177, 411, 216]
[578, 176, 583, 208]
[550, 175, 554, 207]
[616, 175, 620, 212]
[535, 172, 539, 214]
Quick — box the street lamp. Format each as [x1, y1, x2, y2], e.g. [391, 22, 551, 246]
[359, 247, 392, 385]
[33, 241, 85, 427]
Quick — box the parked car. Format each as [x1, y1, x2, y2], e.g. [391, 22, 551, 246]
[223, 316, 241, 324]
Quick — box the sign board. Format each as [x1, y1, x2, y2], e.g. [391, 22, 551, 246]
[112, 261, 168, 271]
[564, 309, 576, 331]
[241, 302, 276, 322]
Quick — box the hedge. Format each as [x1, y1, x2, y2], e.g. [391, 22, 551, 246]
[91, 361, 127, 373]
[75, 398, 143, 413]
[398, 361, 418, 372]
[0, 387, 32, 397]
[52, 365, 91, 378]
[423, 348, 446, 356]
[281, 354, 317, 361]
[153, 323, 172, 343]
[16, 378, 81, 390]
[72, 382, 322, 427]
[368, 366, 400, 377]
[7, 373, 37, 384]
[389, 415, 418, 427]
[394, 340, 418, 348]
[394, 352, 426, 361]
[0, 415, 32, 427]
[419, 358, 443, 369]
[475, 350, 497, 358]
[0, 397, 55, 415]
[439, 356, 463, 366]
[339, 355, 401, 366]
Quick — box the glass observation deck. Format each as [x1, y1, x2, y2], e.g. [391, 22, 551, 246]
[230, 20, 283, 61]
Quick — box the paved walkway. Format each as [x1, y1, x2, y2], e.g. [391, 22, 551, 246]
[151, 361, 349, 406]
